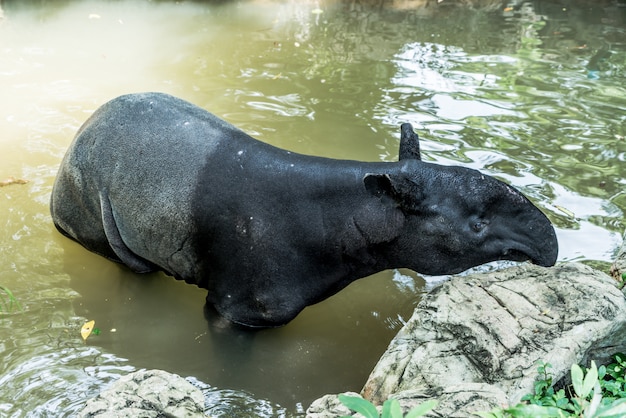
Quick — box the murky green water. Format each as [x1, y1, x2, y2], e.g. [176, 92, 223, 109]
[1, 0, 625, 416]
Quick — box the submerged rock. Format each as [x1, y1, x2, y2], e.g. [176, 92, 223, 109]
[78, 369, 205, 418]
[307, 261, 626, 417]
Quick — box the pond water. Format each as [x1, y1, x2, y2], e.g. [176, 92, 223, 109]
[0, 0, 625, 416]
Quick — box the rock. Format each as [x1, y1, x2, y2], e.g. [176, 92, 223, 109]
[306, 389, 443, 418]
[357, 262, 626, 416]
[392, 384, 508, 418]
[78, 369, 205, 418]
[306, 392, 362, 418]
[307, 261, 626, 417]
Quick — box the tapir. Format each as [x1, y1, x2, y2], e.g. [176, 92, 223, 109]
[50, 92, 558, 327]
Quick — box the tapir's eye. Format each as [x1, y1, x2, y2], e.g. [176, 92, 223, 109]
[472, 220, 488, 233]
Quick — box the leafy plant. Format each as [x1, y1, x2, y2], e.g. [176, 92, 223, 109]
[569, 361, 600, 415]
[339, 354, 626, 418]
[477, 403, 566, 418]
[0, 285, 21, 313]
[478, 357, 626, 418]
[600, 352, 626, 401]
[338, 394, 437, 418]
[519, 361, 570, 409]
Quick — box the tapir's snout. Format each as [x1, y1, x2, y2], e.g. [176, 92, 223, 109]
[527, 222, 559, 267]
[502, 240, 557, 268]
[497, 203, 559, 268]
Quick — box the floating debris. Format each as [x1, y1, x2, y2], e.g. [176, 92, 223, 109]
[81, 320, 95, 340]
[0, 177, 29, 187]
[555, 205, 576, 219]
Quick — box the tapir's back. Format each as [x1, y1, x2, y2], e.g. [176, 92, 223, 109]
[50, 92, 246, 279]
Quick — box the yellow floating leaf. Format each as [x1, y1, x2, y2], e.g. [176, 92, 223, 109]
[81, 320, 95, 340]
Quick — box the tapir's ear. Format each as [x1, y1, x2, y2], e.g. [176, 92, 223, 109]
[364, 173, 394, 198]
[399, 123, 421, 161]
[364, 173, 423, 212]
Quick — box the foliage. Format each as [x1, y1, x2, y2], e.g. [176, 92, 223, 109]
[0, 285, 21, 313]
[338, 394, 437, 418]
[601, 353, 626, 401]
[477, 356, 626, 418]
[338, 355, 626, 418]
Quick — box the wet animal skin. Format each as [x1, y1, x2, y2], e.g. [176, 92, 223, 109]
[51, 92, 558, 327]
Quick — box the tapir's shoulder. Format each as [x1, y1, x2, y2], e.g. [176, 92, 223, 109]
[78, 92, 250, 151]
[97, 92, 219, 123]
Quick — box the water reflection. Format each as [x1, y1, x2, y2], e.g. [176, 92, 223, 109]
[0, 0, 625, 416]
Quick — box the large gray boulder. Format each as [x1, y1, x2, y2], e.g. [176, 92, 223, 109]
[78, 369, 205, 418]
[307, 262, 626, 417]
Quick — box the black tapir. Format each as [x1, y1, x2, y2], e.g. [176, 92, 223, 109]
[50, 92, 558, 327]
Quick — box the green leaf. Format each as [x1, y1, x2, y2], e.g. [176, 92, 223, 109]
[572, 363, 585, 397]
[338, 394, 378, 418]
[594, 398, 626, 417]
[555, 396, 571, 409]
[504, 404, 567, 417]
[0, 285, 22, 313]
[585, 380, 603, 418]
[405, 400, 437, 418]
[381, 399, 402, 418]
[582, 361, 599, 399]
[473, 410, 504, 418]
